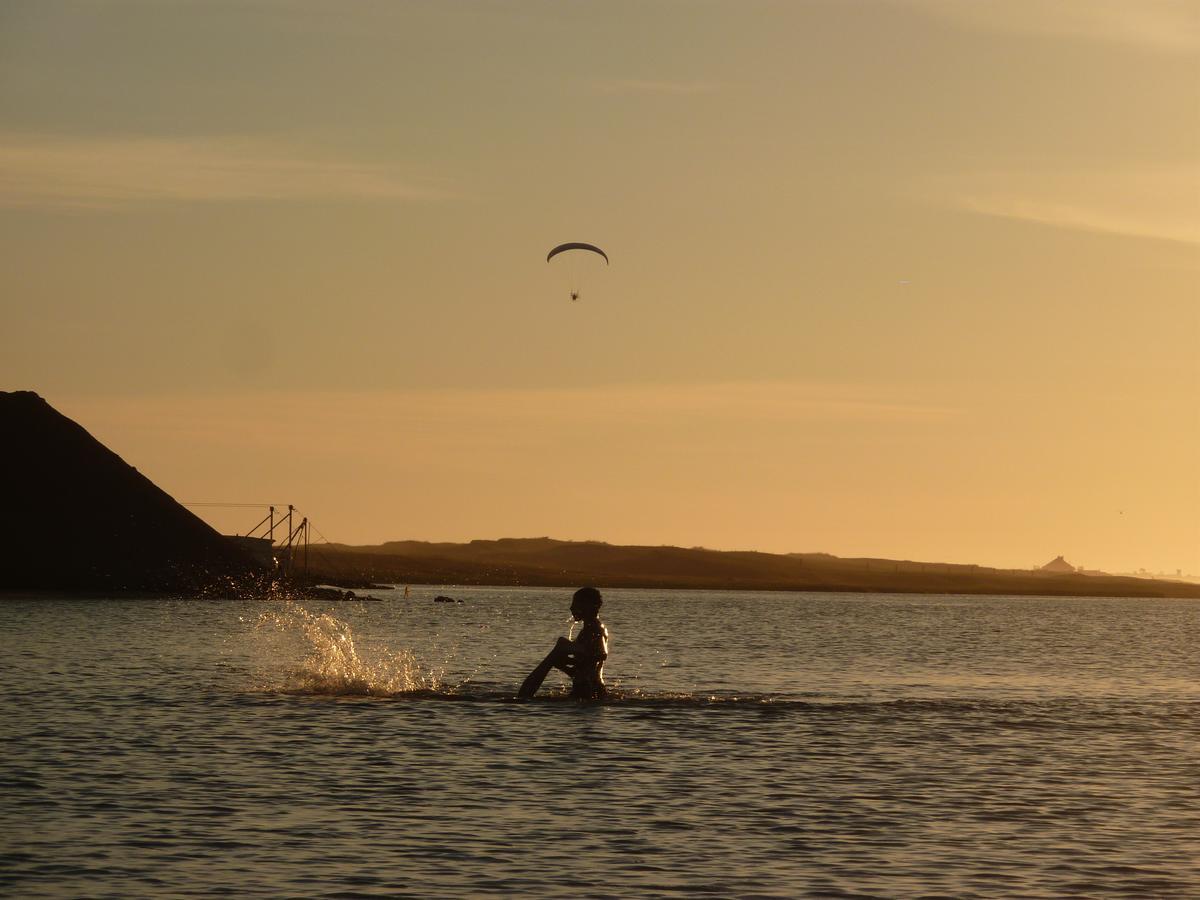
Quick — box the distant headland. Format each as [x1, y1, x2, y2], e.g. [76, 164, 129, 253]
[3, 390, 1197, 600]
[305, 538, 1200, 600]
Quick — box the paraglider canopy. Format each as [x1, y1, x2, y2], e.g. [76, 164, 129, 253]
[546, 242, 609, 265]
[546, 242, 608, 301]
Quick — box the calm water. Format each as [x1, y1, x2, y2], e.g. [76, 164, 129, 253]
[1, 587, 1197, 897]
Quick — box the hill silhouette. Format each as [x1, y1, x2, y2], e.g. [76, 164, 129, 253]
[308, 537, 1200, 599]
[1, 391, 256, 591]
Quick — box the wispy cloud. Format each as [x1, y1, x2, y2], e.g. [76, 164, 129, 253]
[0, 133, 447, 210]
[922, 167, 1200, 245]
[592, 79, 719, 96]
[64, 383, 959, 452]
[891, 0, 1200, 51]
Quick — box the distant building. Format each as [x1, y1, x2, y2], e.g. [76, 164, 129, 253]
[224, 536, 274, 570]
[1041, 555, 1077, 574]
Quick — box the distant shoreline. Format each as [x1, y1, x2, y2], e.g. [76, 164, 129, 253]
[3, 581, 1199, 601]
[289, 538, 1200, 600]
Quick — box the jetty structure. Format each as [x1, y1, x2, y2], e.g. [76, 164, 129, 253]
[183, 502, 312, 577]
[0, 390, 269, 592]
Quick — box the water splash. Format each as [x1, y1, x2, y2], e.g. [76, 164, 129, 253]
[256, 601, 444, 696]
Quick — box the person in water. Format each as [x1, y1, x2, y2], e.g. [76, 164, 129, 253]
[518, 587, 609, 699]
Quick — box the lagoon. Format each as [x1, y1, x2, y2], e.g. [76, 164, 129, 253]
[2, 587, 1197, 896]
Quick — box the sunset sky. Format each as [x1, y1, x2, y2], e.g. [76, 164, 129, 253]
[2, 1, 1197, 573]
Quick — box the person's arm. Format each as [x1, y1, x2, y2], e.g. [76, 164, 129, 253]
[550, 636, 581, 675]
[569, 625, 608, 666]
[536, 629, 606, 677]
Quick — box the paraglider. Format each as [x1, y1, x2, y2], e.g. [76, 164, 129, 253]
[546, 242, 609, 265]
[547, 242, 608, 301]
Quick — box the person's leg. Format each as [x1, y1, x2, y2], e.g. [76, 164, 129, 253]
[518, 647, 560, 698]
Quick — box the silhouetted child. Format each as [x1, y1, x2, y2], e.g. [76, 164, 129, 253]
[518, 587, 609, 699]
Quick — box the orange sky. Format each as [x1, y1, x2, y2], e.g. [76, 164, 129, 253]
[2, 2, 1197, 573]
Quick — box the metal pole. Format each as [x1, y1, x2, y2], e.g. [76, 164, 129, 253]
[269, 506, 277, 573]
[246, 510, 273, 539]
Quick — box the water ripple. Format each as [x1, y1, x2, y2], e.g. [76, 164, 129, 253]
[1, 589, 1197, 896]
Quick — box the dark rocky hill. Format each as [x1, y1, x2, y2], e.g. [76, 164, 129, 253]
[0, 391, 256, 591]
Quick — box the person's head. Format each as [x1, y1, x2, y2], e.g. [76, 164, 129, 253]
[570, 586, 603, 621]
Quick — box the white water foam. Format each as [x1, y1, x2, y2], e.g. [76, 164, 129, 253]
[255, 601, 445, 696]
